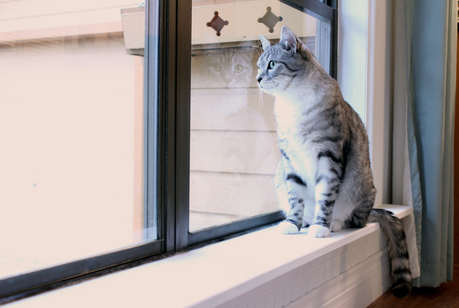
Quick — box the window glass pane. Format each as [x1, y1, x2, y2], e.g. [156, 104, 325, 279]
[190, 0, 332, 232]
[0, 1, 154, 279]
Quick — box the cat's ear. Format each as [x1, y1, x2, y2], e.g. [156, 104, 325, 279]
[279, 26, 298, 52]
[259, 35, 271, 50]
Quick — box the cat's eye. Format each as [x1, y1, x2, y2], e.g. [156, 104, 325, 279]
[211, 63, 222, 72]
[234, 64, 243, 73]
[268, 60, 277, 70]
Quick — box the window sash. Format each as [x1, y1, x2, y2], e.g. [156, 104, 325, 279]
[0, 241, 162, 300]
[0, 0, 165, 300]
[174, 0, 338, 250]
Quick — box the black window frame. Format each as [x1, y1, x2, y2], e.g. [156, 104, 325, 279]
[0, 0, 337, 303]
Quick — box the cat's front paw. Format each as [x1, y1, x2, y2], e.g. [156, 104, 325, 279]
[308, 225, 330, 238]
[278, 221, 300, 234]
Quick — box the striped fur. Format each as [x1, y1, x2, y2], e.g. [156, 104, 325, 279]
[257, 26, 411, 297]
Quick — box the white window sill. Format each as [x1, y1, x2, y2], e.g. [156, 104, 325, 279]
[7, 205, 412, 308]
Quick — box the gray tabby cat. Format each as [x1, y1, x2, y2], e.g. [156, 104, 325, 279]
[257, 26, 411, 298]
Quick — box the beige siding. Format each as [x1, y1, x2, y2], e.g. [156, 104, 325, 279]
[191, 130, 279, 175]
[191, 89, 277, 132]
[190, 171, 279, 217]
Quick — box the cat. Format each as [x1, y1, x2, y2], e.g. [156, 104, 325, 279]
[256, 26, 411, 298]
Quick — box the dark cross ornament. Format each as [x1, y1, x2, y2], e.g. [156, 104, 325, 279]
[206, 11, 229, 36]
[258, 7, 283, 33]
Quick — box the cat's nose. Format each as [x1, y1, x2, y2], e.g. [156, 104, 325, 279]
[257, 77, 262, 83]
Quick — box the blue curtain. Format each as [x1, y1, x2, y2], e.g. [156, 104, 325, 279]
[405, 0, 456, 287]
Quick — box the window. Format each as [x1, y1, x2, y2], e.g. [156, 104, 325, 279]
[0, 0, 162, 299]
[0, 0, 337, 301]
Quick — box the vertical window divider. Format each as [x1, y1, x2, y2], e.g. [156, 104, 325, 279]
[144, 0, 161, 245]
[174, 0, 193, 251]
[330, 0, 338, 79]
[151, 0, 180, 253]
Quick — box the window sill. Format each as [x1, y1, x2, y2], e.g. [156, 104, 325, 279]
[8, 205, 412, 308]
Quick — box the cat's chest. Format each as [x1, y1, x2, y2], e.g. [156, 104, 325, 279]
[280, 128, 319, 186]
[275, 109, 320, 187]
[274, 95, 318, 135]
[275, 97, 301, 132]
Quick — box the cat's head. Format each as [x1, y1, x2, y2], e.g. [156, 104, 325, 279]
[256, 26, 320, 95]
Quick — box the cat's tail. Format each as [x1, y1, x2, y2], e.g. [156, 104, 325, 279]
[368, 208, 412, 298]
